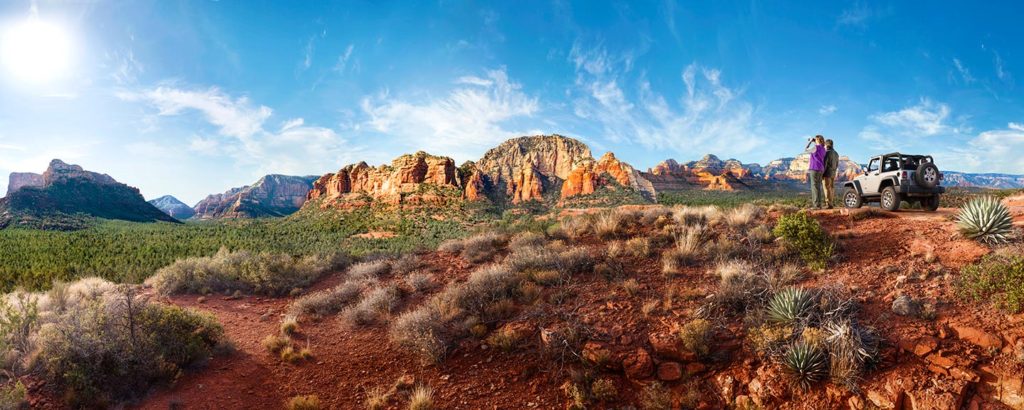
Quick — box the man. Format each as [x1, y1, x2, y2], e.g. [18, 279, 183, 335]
[806, 135, 827, 209]
[822, 139, 840, 209]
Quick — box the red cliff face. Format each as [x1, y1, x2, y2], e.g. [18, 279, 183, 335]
[306, 151, 462, 208]
[643, 155, 764, 191]
[561, 152, 656, 201]
[476, 135, 592, 204]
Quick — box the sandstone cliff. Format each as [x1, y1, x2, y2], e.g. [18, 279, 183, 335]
[6, 172, 44, 196]
[762, 153, 863, 183]
[306, 151, 462, 208]
[476, 135, 591, 203]
[193, 174, 317, 219]
[1, 159, 176, 228]
[561, 152, 656, 201]
[644, 155, 767, 191]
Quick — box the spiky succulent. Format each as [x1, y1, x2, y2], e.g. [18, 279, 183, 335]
[766, 287, 815, 324]
[957, 196, 1014, 244]
[782, 341, 828, 391]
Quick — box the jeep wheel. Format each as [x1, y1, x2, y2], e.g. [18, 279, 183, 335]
[881, 186, 901, 211]
[843, 187, 863, 209]
[923, 195, 940, 212]
[915, 163, 940, 189]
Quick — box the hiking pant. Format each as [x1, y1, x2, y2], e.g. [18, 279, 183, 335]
[808, 170, 823, 208]
[823, 175, 836, 207]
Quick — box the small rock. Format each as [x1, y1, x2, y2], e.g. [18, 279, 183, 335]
[892, 294, 920, 317]
[657, 361, 683, 381]
[622, 347, 653, 379]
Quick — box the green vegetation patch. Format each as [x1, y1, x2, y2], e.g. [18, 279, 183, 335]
[772, 212, 834, 270]
[957, 251, 1024, 313]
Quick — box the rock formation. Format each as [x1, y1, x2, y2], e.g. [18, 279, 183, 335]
[306, 151, 462, 208]
[0, 159, 176, 228]
[6, 172, 44, 196]
[561, 152, 656, 201]
[476, 135, 591, 203]
[644, 155, 767, 191]
[193, 174, 318, 219]
[762, 153, 863, 183]
[148, 195, 196, 220]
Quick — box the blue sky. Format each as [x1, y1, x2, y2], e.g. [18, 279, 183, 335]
[0, 1, 1021, 204]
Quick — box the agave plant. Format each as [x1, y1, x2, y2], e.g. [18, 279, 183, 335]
[957, 196, 1014, 244]
[782, 341, 828, 391]
[766, 287, 815, 324]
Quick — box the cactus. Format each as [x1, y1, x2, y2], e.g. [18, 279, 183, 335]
[782, 342, 828, 391]
[766, 287, 815, 325]
[956, 196, 1014, 244]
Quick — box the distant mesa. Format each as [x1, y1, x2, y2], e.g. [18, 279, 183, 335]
[192, 174, 318, 219]
[148, 195, 196, 220]
[1, 159, 176, 228]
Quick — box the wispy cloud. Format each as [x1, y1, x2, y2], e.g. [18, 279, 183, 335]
[107, 49, 144, 85]
[818, 105, 837, 116]
[952, 58, 975, 84]
[858, 98, 963, 151]
[333, 44, 355, 73]
[359, 68, 539, 160]
[944, 123, 1024, 173]
[836, 3, 872, 28]
[569, 43, 765, 159]
[120, 85, 357, 175]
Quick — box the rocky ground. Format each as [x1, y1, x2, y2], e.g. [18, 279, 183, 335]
[23, 202, 1023, 410]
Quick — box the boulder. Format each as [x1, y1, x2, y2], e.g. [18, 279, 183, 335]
[621, 348, 653, 379]
[656, 361, 683, 381]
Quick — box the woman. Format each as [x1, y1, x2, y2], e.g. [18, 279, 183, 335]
[806, 135, 827, 209]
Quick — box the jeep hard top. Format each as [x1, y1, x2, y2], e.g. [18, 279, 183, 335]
[842, 153, 944, 211]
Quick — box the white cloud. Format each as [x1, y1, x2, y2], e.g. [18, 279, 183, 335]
[360, 68, 539, 159]
[333, 44, 355, 73]
[871, 98, 955, 136]
[953, 58, 975, 84]
[944, 123, 1024, 174]
[818, 105, 837, 116]
[108, 49, 144, 85]
[837, 3, 872, 27]
[118, 87, 272, 140]
[569, 43, 765, 158]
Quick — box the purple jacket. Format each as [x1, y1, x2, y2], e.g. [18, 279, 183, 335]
[808, 145, 826, 172]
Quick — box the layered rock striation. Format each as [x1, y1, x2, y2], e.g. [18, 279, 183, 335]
[561, 152, 656, 201]
[193, 174, 317, 219]
[476, 135, 592, 203]
[306, 151, 462, 208]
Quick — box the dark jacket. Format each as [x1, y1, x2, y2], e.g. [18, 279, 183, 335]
[823, 148, 840, 178]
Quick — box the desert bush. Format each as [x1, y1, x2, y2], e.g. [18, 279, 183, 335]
[640, 381, 672, 410]
[707, 238, 744, 261]
[0, 381, 26, 410]
[957, 252, 1024, 313]
[725, 204, 764, 228]
[486, 326, 523, 352]
[0, 292, 39, 367]
[289, 279, 370, 317]
[560, 215, 593, 240]
[405, 272, 435, 292]
[773, 212, 834, 270]
[590, 378, 617, 401]
[344, 285, 401, 326]
[348, 260, 393, 280]
[509, 232, 548, 250]
[389, 308, 449, 363]
[285, 394, 321, 410]
[528, 269, 563, 286]
[823, 320, 880, 390]
[409, 385, 434, 410]
[747, 324, 793, 358]
[769, 264, 805, 290]
[507, 243, 594, 277]
[595, 210, 627, 239]
[437, 239, 464, 254]
[606, 240, 626, 258]
[281, 315, 299, 335]
[36, 287, 225, 407]
[390, 254, 422, 276]
[460, 232, 506, 264]
[782, 342, 827, 391]
[678, 318, 713, 358]
[262, 334, 290, 353]
[148, 248, 350, 296]
[621, 279, 642, 296]
[641, 206, 673, 227]
[625, 237, 652, 257]
[747, 224, 774, 244]
[714, 260, 766, 311]
[956, 196, 1014, 244]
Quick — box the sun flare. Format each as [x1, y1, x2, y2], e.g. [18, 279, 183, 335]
[1, 18, 72, 84]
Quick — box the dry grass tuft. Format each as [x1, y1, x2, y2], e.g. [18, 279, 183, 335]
[625, 237, 652, 257]
[678, 318, 713, 358]
[344, 285, 401, 326]
[290, 279, 370, 317]
[348, 260, 392, 280]
[280, 315, 299, 335]
[460, 232, 507, 264]
[725, 204, 764, 228]
[408, 385, 434, 410]
[285, 394, 321, 410]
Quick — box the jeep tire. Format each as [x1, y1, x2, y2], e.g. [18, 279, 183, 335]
[915, 163, 940, 189]
[843, 187, 863, 209]
[922, 195, 940, 212]
[881, 186, 901, 211]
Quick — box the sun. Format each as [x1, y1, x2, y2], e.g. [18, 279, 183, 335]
[1, 18, 73, 84]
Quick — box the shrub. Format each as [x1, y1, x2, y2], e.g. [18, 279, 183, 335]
[621, 279, 642, 296]
[678, 318, 713, 358]
[37, 289, 225, 407]
[528, 269, 562, 286]
[487, 326, 523, 352]
[590, 378, 617, 401]
[344, 285, 401, 326]
[390, 254, 422, 276]
[0, 381, 26, 410]
[957, 253, 1024, 313]
[409, 385, 434, 410]
[560, 215, 593, 240]
[714, 260, 764, 311]
[389, 308, 449, 363]
[437, 239, 464, 254]
[773, 212, 834, 270]
[595, 210, 626, 239]
[782, 342, 827, 391]
[625, 237, 652, 257]
[281, 315, 299, 335]
[823, 320, 879, 390]
[262, 335, 290, 353]
[148, 248, 350, 296]
[641, 206, 673, 227]
[348, 260, 392, 280]
[748, 224, 774, 244]
[640, 381, 672, 410]
[766, 287, 815, 325]
[0, 291, 39, 363]
[956, 196, 1014, 244]
[460, 232, 506, 264]
[606, 240, 626, 258]
[747, 324, 793, 358]
[509, 232, 548, 250]
[726, 204, 764, 228]
[405, 272, 435, 292]
[289, 279, 370, 317]
[285, 394, 321, 410]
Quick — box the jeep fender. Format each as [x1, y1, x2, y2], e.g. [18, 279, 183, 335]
[843, 181, 863, 195]
[879, 177, 898, 190]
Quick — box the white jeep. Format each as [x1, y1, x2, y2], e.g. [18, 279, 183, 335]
[842, 153, 944, 211]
